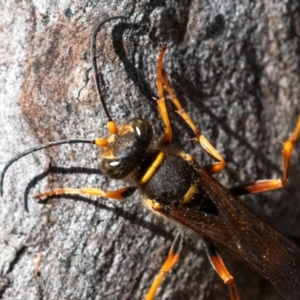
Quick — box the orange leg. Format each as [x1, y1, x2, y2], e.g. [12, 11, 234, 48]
[34, 186, 136, 200]
[205, 241, 240, 300]
[230, 116, 300, 195]
[157, 45, 226, 173]
[145, 233, 183, 300]
[156, 45, 173, 145]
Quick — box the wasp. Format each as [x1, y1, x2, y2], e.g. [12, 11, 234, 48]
[1, 16, 300, 300]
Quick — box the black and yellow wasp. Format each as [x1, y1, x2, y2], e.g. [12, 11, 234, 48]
[1, 16, 300, 300]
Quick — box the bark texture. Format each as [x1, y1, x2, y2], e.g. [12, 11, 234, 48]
[1, 1, 300, 300]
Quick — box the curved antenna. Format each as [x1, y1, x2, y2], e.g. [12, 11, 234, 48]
[1, 16, 128, 196]
[91, 15, 128, 122]
[0, 139, 95, 196]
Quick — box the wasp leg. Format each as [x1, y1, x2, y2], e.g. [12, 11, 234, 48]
[34, 186, 136, 200]
[230, 116, 300, 195]
[145, 233, 183, 300]
[158, 45, 226, 173]
[156, 44, 173, 145]
[205, 240, 240, 300]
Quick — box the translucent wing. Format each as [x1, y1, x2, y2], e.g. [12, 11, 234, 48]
[160, 167, 300, 300]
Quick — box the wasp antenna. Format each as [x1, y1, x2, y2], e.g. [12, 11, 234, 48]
[0, 139, 95, 196]
[91, 15, 129, 123]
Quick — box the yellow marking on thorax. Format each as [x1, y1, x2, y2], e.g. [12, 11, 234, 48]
[179, 152, 194, 162]
[145, 199, 164, 211]
[140, 151, 165, 184]
[182, 183, 197, 204]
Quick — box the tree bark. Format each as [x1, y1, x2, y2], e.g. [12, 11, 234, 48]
[1, 1, 300, 300]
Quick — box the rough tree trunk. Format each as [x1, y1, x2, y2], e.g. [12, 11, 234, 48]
[1, 1, 300, 300]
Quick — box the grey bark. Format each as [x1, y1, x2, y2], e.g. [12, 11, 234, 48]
[0, 1, 300, 300]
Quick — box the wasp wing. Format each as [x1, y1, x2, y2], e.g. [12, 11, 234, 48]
[161, 167, 300, 300]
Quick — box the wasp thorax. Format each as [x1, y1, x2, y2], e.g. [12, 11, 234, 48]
[100, 118, 153, 179]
